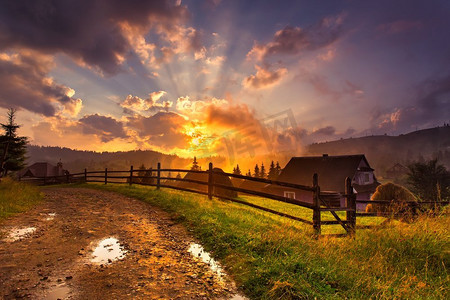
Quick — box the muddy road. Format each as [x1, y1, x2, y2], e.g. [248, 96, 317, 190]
[0, 188, 242, 299]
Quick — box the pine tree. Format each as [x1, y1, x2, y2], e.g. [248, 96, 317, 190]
[176, 172, 182, 179]
[233, 164, 242, 175]
[268, 160, 277, 180]
[260, 163, 266, 178]
[142, 167, 154, 184]
[137, 164, 146, 183]
[253, 164, 260, 178]
[191, 156, 201, 171]
[0, 109, 28, 177]
[275, 161, 281, 176]
[246, 169, 251, 177]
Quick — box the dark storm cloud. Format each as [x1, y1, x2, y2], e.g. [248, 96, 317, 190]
[79, 114, 127, 142]
[372, 75, 450, 132]
[313, 126, 336, 136]
[248, 13, 345, 61]
[0, 51, 81, 116]
[127, 112, 189, 149]
[0, 0, 188, 75]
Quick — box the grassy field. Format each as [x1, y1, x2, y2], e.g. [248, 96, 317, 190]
[67, 183, 448, 299]
[0, 177, 43, 221]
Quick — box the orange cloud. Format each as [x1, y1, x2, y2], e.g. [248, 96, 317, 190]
[243, 65, 287, 89]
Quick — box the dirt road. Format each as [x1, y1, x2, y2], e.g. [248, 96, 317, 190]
[0, 188, 241, 299]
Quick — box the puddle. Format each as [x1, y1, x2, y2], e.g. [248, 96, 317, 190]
[4, 227, 36, 242]
[91, 237, 127, 264]
[45, 284, 70, 300]
[188, 243, 224, 277]
[46, 213, 56, 221]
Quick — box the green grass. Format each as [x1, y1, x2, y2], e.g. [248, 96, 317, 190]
[69, 183, 449, 299]
[0, 177, 43, 221]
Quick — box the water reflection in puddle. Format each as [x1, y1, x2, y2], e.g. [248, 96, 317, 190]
[4, 227, 36, 242]
[91, 237, 127, 264]
[188, 243, 224, 277]
[46, 213, 56, 221]
[45, 284, 70, 300]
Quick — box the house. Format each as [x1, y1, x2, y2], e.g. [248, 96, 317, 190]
[266, 154, 380, 211]
[19, 161, 67, 178]
[177, 168, 237, 198]
[385, 163, 409, 179]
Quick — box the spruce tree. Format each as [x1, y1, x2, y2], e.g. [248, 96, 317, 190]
[260, 163, 266, 178]
[275, 161, 282, 176]
[191, 156, 201, 171]
[253, 164, 260, 178]
[233, 164, 242, 175]
[246, 169, 252, 177]
[0, 109, 28, 177]
[268, 160, 277, 180]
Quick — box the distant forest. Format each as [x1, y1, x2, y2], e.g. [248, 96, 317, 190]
[26, 126, 450, 178]
[306, 126, 450, 178]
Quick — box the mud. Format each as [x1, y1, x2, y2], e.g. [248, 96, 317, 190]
[0, 188, 242, 299]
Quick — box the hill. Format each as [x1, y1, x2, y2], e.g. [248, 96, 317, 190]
[26, 146, 191, 173]
[306, 126, 450, 178]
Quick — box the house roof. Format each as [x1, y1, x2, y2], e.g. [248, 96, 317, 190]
[276, 154, 374, 192]
[20, 162, 65, 177]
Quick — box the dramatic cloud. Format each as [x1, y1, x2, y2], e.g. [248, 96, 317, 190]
[176, 96, 227, 117]
[247, 14, 345, 62]
[373, 75, 450, 132]
[206, 103, 258, 127]
[120, 91, 172, 113]
[127, 112, 190, 150]
[312, 126, 336, 136]
[0, 51, 82, 116]
[79, 114, 127, 142]
[0, 0, 188, 74]
[243, 65, 287, 89]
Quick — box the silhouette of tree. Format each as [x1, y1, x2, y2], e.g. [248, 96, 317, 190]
[176, 172, 182, 179]
[191, 156, 201, 171]
[233, 164, 242, 175]
[167, 171, 172, 178]
[253, 164, 260, 178]
[267, 161, 276, 180]
[407, 159, 450, 201]
[275, 161, 282, 176]
[246, 169, 252, 177]
[0, 109, 27, 177]
[260, 163, 266, 179]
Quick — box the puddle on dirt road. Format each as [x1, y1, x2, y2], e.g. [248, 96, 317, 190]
[91, 237, 127, 264]
[188, 243, 249, 300]
[188, 243, 224, 277]
[45, 283, 70, 300]
[3, 227, 36, 242]
[46, 213, 56, 221]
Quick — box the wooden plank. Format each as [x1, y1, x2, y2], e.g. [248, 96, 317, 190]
[212, 182, 315, 209]
[321, 207, 355, 212]
[216, 195, 313, 225]
[320, 220, 350, 225]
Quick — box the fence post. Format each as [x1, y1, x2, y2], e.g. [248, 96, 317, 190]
[208, 162, 213, 200]
[157, 162, 161, 190]
[312, 173, 321, 235]
[345, 177, 356, 236]
[129, 165, 133, 186]
[84, 168, 87, 182]
[104, 168, 108, 185]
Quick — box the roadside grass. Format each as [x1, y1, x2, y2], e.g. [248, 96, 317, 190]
[0, 177, 43, 221]
[72, 183, 448, 299]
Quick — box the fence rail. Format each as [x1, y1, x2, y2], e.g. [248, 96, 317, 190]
[18, 162, 448, 236]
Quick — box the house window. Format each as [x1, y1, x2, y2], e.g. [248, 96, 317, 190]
[364, 173, 370, 183]
[284, 191, 295, 199]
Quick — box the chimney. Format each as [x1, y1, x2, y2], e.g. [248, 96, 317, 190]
[322, 154, 329, 157]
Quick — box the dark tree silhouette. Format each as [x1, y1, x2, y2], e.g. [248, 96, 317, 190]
[137, 164, 146, 183]
[246, 169, 252, 177]
[275, 161, 281, 176]
[233, 164, 242, 175]
[253, 164, 260, 178]
[407, 159, 450, 201]
[260, 163, 266, 179]
[268, 160, 277, 180]
[0, 109, 27, 177]
[191, 156, 201, 171]
[142, 167, 154, 184]
[176, 172, 182, 179]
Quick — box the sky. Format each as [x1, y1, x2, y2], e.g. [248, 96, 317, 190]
[0, 0, 449, 163]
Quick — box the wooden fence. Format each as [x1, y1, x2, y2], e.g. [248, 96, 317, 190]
[19, 163, 448, 236]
